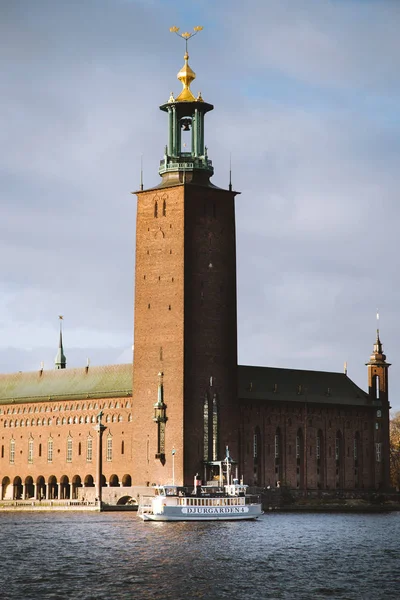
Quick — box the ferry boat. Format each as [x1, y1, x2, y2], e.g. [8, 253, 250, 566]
[137, 449, 263, 521]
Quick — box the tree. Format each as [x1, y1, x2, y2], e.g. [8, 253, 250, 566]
[390, 412, 400, 490]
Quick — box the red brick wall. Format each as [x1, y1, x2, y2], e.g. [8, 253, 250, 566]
[132, 183, 239, 486]
[132, 186, 185, 485]
[0, 397, 134, 497]
[240, 400, 378, 490]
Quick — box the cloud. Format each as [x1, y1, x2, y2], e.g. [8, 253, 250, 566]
[1, 0, 399, 411]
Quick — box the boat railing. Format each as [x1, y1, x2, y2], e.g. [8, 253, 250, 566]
[245, 495, 261, 505]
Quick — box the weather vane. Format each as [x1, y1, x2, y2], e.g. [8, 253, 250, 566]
[170, 25, 203, 53]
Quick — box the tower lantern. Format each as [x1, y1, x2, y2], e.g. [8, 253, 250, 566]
[159, 27, 214, 185]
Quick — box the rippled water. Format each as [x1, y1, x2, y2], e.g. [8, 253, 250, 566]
[0, 511, 399, 599]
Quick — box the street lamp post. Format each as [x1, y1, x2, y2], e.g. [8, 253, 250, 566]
[94, 410, 107, 508]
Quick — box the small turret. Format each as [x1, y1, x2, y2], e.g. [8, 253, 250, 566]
[366, 328, 390, 370]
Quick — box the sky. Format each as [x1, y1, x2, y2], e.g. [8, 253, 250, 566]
[1, 0, 399, 411]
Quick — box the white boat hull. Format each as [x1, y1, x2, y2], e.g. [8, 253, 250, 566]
[138, 504, 263, 521]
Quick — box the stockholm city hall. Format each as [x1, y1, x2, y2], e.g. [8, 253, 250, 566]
[0, 29, 391, 504]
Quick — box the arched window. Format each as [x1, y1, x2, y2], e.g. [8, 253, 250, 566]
[86, 436, 93, 462]
[47, 438, 53, 463]
[203, 393, 209, 461]
[375, 375, 380, 399]
[39, 443, 42, 457]
[316, 430, 324, 489]
[296, 429, 304, 489]
[253, 427, 261, 485]
[28, 438, 34, 464]
[162, 199, 166, 217]
[274, 432, 280, 459]
[106, 435, 113, 462]
[212, 394, 218, 461]
[66, 437, 72, 463]
[154, 200, 158, 218]
[335, 431, 344, 488]
[10, 439, 15, 464]
[275, 428, 282, 485]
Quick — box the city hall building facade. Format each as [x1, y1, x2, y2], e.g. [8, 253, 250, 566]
[0, 42, 391, 502]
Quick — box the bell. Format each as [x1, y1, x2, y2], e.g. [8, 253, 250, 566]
[182, 120, 190, 131]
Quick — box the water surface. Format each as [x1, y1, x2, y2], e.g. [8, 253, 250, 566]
[0, 511, 399, 599]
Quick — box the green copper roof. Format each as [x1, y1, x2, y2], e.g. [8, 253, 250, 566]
[0, 362, 369, 407]
[238, 365, 370, 406]
[0, 364, 132, 405]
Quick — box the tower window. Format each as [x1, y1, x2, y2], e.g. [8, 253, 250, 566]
[47, 438, 53, 463]
[10, 439, 15, 464]
[212, 394, 218, 461]
[163, 200, 166, 217]
[154, 201, 158, 218]
[87, 437, 93, 462]
[28, 438, 33, 464]
[203, 394, 209, 462]
[275, 433, 280, 459]
[107, 436, 113, 462]
[375, 442, 382, 462]
[66, 437, 72, 463]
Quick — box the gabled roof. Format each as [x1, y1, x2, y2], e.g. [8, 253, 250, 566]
[0, 362, 370, 407]
[238, 365, 370, 406]
[0, 364, 132, 405]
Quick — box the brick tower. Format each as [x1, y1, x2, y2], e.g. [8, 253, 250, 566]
[366, 328, 391, 489]
[132, 31, 239, 486]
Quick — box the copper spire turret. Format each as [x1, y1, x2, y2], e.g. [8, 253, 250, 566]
[55, 315, 66, 369]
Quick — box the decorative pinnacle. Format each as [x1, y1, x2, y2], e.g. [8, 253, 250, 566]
[169, 26, 204, 102]
[170, 25, 203, 52]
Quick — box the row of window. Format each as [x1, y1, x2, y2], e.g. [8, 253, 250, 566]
[0, 400, 131, 416]
[253, 433, 382, 462]
[5, 436, 120, 464]
[4, 413, 132, 428]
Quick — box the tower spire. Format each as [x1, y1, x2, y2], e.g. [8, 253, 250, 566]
[55, 315, 66, 369]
